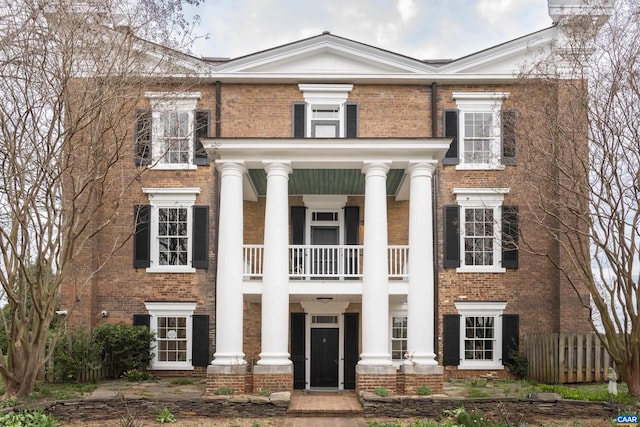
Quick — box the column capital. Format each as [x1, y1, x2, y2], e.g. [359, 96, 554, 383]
[216, 161, 247, 177]
[263, 161, 292, 177]
[407, 161, 437, 178]
[362, 161, 391, 177]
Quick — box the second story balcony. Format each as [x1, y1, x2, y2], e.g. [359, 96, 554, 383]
[243, 244, 409, 281]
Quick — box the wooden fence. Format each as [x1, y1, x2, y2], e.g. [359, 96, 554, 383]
[525, 333, 613, 383]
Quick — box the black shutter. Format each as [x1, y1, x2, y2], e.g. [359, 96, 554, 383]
[343, 312, 359, 390]
[133, 205, 151, 268]
[502, 314, 520, 365]
[134, 109, 152, 166]
[443, 109, 459, 165]
[192, 315, 210, 367]
[291, 313, 306, 389]
[192, 206, 209, 270]
[344, 206, 359, 278]
[502, 205, 519, 269]
[345, 103, 358, 138]
[502, 109, 518, 166]
[132, 314, 151, 329]
[291, 207, 306, 244]
[293, 103, 306, 138]
[194, 109, 210, 166]
[443, 314, 460, 366]
[443, 205, 460, 268]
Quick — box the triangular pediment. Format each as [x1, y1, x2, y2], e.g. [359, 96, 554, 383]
[216, 33, 436, 75]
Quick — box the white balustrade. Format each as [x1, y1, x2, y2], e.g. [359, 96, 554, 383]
[242, 244, 408, 280]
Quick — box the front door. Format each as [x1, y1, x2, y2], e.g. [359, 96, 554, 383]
[310, 328, 339, 388]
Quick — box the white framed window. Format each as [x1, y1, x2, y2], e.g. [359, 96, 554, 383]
[143, 187, 201, 273]
[453, 92, 509, 170]
[454, 188, 509, 273]
[146, 92, 201, 170]
[390, 316, 407, 361]
[145, 302, 196, 370]
[455, 301, 506, 370]
[299, 84, 353, 138]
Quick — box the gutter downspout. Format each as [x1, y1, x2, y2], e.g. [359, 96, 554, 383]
[431, 81, 440, 361]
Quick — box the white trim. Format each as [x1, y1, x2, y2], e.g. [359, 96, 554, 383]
[144, 302, 197, 370]
[454, 301, 507, 370]
[143, 188, 200, 274]
[452, 93, 508, 170]
[454, 188, 510, 273]
[145, 92, 202, 100]
[303, 195, 348, 209]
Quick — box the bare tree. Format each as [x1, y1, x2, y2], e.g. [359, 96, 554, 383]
[518, 0, 640, 396]
[0, 0, 201, 398]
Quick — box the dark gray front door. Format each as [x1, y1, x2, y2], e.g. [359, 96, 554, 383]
[310, 328, 339, 388]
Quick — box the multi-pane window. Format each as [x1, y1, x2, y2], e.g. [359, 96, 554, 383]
[463, 112, 494, 164]
[464, 316, 495, 361]
[453, 92, 508, 169]
[464, 208, 494, 266]
[160, 111, 191, 164]
[391, 316, 407, 360]
[158, 207, 188, 266]
[156, 316, 188, 362]
[145, 302, 196, 370]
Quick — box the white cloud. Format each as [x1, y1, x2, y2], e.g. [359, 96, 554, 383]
[397, 0, 418, 23]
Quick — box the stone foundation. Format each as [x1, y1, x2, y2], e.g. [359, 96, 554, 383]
[206, 365, 250, 394]
[252, 365, 293, 393]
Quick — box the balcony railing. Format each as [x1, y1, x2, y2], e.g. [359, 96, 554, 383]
[243, 244, 408, 280]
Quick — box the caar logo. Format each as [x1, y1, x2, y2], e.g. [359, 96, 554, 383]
[616, 415, 639, 426]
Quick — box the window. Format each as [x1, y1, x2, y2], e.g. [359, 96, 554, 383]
[391, 316, 407, 360]
[294, 84, 358, 138]
[455, 302, 506, 369]
[145, 302, 196, 370]
[443, 188, 517, 273]
[134, 188, 209, 273]
[443, 92, 516, 168]
[135, 92, 210, 169]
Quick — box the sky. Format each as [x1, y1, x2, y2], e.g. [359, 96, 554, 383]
[184, 0, 553, 61]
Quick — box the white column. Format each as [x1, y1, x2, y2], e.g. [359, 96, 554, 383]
[212, 162, 247, 366]
[359, 162, 392, 366]
[257, 162, 293, 366]
[405, 162, 438, 366]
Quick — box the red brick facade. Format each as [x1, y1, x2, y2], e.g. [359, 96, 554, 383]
[61, 31, 593, 394]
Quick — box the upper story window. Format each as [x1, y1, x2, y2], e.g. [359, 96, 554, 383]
[134, 92, 210, 169]
[443, 92, 517, 169]
[293, 84, 358, 138]
[443, 188, 519, 273]
[134, 188, 209, 273]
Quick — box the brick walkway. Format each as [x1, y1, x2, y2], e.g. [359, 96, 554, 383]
[284, 390, 367, 427]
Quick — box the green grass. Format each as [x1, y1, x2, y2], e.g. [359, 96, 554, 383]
[169, 377, 193, 386]
[27, 381, 98, 400]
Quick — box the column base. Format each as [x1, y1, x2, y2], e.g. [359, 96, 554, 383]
[399, 364, 444, 395]
[253, 365, 293, 393]
[206, 364, 250, 395]
[356, 365, 397, 393]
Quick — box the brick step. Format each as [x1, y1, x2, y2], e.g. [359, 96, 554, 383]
[286, 408, 364, 418]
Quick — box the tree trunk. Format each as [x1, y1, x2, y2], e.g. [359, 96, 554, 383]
[622, 348, 640, 397]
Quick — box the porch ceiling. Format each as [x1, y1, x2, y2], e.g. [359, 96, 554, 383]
[247, 168, 405, 196]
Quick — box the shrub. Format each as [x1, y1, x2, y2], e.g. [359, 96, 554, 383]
[416, 386, 432, 396]
[374, 387, 389, 397]
[505, 351, 529, 380]
[0, 409, 59, 427]
[156, 407, 176, 423]
[124, 368, 152, 382]
[93, 323, 154, 378]
[51, 328, 102, 382]
[443, 407, 495, 427]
